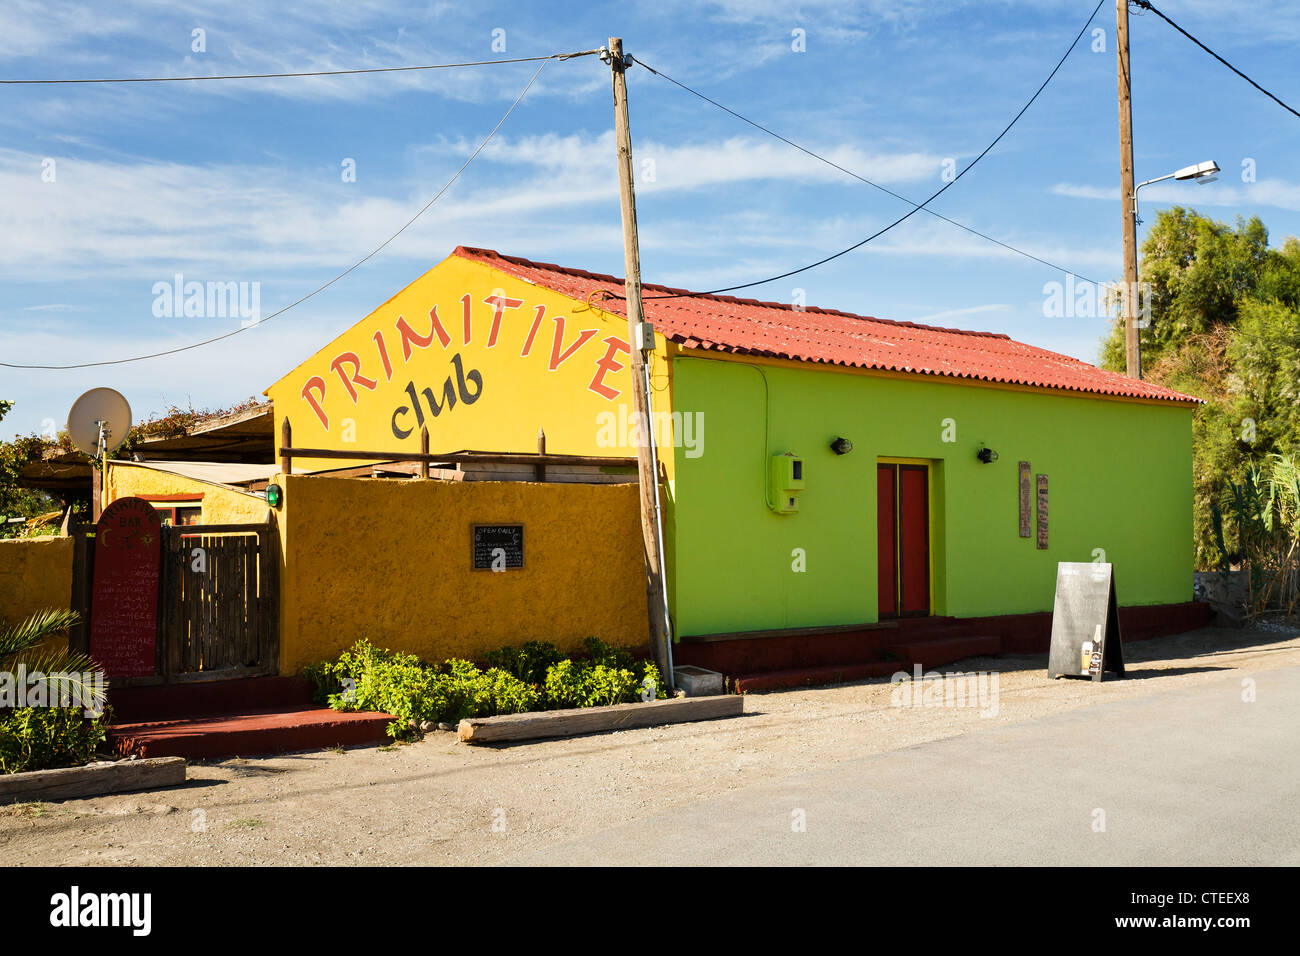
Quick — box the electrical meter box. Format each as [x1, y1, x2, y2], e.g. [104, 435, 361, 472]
[768, 453, 804, 514]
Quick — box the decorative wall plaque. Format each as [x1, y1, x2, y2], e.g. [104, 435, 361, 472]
[1035, 474, 1049, 550]
[1018, 461, 1032, 538]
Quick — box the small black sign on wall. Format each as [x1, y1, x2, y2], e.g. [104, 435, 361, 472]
[472, 524, 524, 571]
[1047, 562, 1125, 681]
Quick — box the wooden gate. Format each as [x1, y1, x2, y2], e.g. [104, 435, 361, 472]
[72, 519, 279, 685]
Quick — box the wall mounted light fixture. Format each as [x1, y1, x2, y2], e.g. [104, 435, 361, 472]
[830, 437, 854, 456]
[977, 446, 999, 464]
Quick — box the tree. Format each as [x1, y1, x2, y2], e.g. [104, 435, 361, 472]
[0, 401, 61, 536]
[1100, 207, 1300, 571]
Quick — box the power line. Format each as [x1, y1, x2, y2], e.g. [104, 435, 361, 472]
[638, 64, 1102, 286]
[0, 49, 600, 84]
[634, 0, 1106, 300]
[1133, 0, 1300, 121]
[2, 57, 554, 370]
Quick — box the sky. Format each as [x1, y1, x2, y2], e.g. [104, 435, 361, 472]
[1, 0, 1298, 439]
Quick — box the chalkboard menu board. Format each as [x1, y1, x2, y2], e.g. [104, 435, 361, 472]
[1047, 562, 1125, 682]
[472, 524, 524, 570]
[89, 497, 161, 678]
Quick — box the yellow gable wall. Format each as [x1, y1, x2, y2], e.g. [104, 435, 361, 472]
[105, 462, 269, 524]
[265, 254, 676, 477]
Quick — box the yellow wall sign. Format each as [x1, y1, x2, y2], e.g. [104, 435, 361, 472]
[265, 254, 645, 470]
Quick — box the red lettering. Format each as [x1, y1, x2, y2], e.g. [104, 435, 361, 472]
[483, 294, 523, 348]
[549, 316, 599, 371]
[396, 307, 451, 360]
[521, 305, 546, 357]
[329, 351, 378, 404]
[588, 336, 630, 400]
[301, 375, 329, 429]
[461, 293, 472, 346]
[373, 329, 393, 381]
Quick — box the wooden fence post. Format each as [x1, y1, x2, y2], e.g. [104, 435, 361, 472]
[279, 417, 292, 476]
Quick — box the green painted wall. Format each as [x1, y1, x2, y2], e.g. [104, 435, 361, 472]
[668, 355, 1194, 637]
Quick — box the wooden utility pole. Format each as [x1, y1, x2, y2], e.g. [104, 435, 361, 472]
[608, 37, 674, 688]
[1117, 0, 1141, 379]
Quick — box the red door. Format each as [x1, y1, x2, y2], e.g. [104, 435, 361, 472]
[876, 465, 897, 617]
[877, 463, 930, 618]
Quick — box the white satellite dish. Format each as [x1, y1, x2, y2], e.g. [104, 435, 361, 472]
[67, 388, 132, 459]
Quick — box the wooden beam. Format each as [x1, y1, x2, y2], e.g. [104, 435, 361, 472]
[0, 756, 186, 804]
[277, 446, 635, 468]
[457, 695, 743, 744]
[91, 465, 102, 521]
[419, 427, 430, 479]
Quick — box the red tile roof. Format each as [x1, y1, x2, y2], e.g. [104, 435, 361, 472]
[452, 246, 1200, 405]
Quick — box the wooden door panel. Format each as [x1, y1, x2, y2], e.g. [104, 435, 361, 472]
[898, 465, 930, 616]
[877, 464, 897, 617]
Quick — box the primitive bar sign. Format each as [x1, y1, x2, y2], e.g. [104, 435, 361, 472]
[1035, 473, 1049, 549]
[1018, 461, 1032, 537]
[1047, 562, 1125, 682]
[472, 524, 524, 571]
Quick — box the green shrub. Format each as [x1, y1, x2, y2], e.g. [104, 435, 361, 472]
[305, 638, 665, 740]
[0, 707, 108, 775]
[306, 640, 540, 738]
[582, 637, 667, 702]
[483, 641, 564, 685]
[542, 639, 666, 708]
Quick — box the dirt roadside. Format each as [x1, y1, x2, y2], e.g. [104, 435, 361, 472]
[2, 625, 1297, 866]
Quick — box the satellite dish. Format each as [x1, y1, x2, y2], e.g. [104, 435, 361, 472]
[67, 388, 132, 459]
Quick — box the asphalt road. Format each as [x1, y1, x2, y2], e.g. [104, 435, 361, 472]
[504, 664, 1300, 866]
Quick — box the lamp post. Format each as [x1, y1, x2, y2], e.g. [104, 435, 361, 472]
[1124, 159, 1219, 378]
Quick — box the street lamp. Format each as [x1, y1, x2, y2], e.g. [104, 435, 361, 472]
[1123, 159, 1219, 379]
[1133, 160, 1220, 225]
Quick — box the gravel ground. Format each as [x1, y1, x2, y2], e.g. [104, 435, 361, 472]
[2, 624, 1297, 867]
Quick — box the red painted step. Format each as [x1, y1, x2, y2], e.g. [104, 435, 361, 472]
[733, 660, 903, 693]
[900, 635, 1002, 670]
[108, 706, 395, 760]
[107, 676, 316, 723]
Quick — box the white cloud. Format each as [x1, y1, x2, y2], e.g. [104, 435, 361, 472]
[0, 135, 950, 281]
[908, 303, 1011, 325]
[1053, 178, 1300, 215]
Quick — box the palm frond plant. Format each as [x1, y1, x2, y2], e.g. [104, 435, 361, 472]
[0, 608, 106, 712]
[1220, 454, 1300, 620]
[1261, 453, 1300, 616]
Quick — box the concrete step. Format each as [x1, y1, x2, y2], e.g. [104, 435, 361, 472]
[107, 706, 394, 760]
[900, 635, 1002, 669]
[733, 660, 903, 693]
